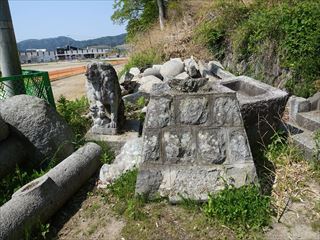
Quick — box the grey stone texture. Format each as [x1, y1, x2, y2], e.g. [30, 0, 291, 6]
[160, 59, 185, 80]
[135, 75, 163, 93]
[0, 95, 74, 166]
[129, 67, 141, 76]
[220, 76, 289, 147]
[99, 137, 143, 186]
[0, 114, 9, 142]
[0, 135, 28, 179]
[142, 67, 163, 80]
[286, 92, 320, 161]
[0, 142, 102, 240]
[86, 62, 125, 135]
[136, 79, 257, 202]
[308, 92, 320, 110]
[184, 58, 200, 78]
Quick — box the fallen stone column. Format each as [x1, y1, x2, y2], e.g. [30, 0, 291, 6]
[0, 142, 102, 240]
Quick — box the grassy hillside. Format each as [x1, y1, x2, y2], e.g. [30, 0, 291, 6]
[126, 0, 320, 97]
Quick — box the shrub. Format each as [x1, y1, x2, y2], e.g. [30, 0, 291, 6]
[120, 48, 163, 77]
[204, 184, 271, 232]
[195, 0, 320, 97]
[56, 96, 90, 145]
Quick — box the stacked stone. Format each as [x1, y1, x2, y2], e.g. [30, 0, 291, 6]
[135, 79, 257, 202]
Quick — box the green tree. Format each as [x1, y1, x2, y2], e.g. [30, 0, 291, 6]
[111, 0, 166, 40]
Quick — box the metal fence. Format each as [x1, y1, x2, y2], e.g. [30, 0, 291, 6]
[0, 70, 56, 108]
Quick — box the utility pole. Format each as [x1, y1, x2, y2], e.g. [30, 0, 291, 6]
[0, 0, 25, 96]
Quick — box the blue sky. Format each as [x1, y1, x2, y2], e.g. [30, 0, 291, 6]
[9, 0, 126, 42]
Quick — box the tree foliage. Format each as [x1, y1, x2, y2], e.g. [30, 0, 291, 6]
[112, 0, 159, 40]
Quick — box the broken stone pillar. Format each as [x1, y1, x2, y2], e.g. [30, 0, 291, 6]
[0, 143, 102, 240]
[135, 78, 257, 202]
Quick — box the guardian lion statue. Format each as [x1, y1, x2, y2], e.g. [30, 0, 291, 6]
[85, 62, 125, 134]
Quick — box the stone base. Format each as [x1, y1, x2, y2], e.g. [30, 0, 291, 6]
[85, 120, 140, 154]
[135, 163, 257, 203]
[90, 125, 118, 135]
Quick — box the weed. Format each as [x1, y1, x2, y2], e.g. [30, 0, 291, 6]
[264, 131, 312, 221]
[56, 96, 90, 147]
[0, 167, 47, 205]
[93, 141, 115, 165]
[120, 48, 163, 77]
[106, 169, 146, 220]
[204, 184, 271, 234]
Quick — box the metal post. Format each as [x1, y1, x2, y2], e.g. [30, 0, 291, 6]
[0, 0, 25, 96]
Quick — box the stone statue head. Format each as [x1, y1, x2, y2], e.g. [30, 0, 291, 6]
[86, 62, 117, 84]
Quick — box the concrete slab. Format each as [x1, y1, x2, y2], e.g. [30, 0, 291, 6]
[296, 110, 320, 132]
[85, 120, 140, 154]
[290, 130, 316, 161]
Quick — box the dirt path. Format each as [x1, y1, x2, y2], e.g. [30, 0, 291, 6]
[51, 64, 124, 101]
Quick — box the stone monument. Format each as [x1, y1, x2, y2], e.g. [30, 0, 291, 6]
[86, 62, 125, 134]
[135, 78, 257, 202]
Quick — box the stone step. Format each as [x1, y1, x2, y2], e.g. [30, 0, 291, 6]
[296, 110, 320, 132]
[287, 123, 317, 161]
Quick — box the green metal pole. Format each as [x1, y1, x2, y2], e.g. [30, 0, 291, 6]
[0, 0, 26, 96]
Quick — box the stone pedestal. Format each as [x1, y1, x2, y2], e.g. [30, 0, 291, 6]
[135, 79, 257, 202]
[86, 120, 140, 155]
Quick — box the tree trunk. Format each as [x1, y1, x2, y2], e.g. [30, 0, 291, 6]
[157, 0, 165, 30]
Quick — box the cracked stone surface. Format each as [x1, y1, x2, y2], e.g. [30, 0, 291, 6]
[136, 82, 256, 202]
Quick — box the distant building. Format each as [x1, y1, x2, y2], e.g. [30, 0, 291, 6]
[19, 45, 114, 63]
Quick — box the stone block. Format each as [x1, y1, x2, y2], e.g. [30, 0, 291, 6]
[142, 131, 160, 162]
[228, 129, 252, 164]
[197, 129, 227, 164]
[136, 81, 256, 202]
[212, 96, 242, 127]
[163, 129, 196, 164]
[145, 97, 173, 128]
[177, 97, 208, 125]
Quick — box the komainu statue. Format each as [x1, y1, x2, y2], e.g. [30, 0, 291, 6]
[85, 62, 125, 134]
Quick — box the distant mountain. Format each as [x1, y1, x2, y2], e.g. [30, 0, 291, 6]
[17, 33, 127, 51]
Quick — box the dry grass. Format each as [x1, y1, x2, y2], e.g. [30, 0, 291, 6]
[129, 0, 212, 61]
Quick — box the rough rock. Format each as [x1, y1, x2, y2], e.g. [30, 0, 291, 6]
[208, 61, 235, 79]
[184, 58, 200, 78]
[99, 137, 143, 186]
[119, 71, 134, 85]
[152, 64, 162, 71]
[129, 67, 141, 76]
[142, 67, 163, 80]
[308, 92, 320, 110]
[121, 79, 138, 95]
[0, 115, 9, 142]
[210, 60, 224, 69]
[136, 75, 163, 93]
[0, 95, 74, 165]
[122, 92, 150, 104]
[160, 60, 185, 80]
[136, 82, 257, 202]
[175, 72, 190, 81]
